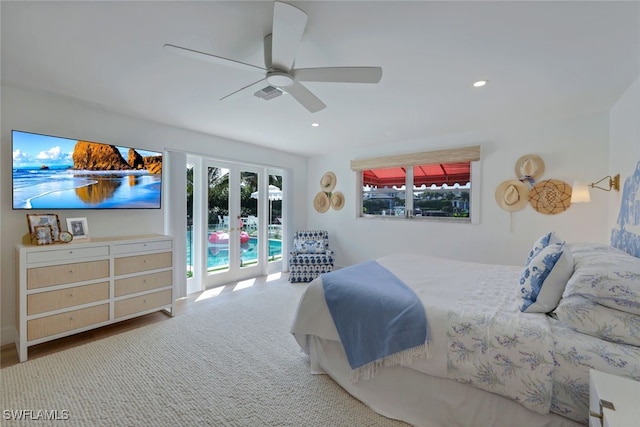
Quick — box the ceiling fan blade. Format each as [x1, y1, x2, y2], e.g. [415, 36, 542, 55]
[285, 81, 326, 113]
[164, 44, 266, 74]
[220, 77, 267, 101]
[271, 2, 307, 71]
[294, 67, 383, 84]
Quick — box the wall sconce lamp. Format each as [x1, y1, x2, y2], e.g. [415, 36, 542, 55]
[571, 174, 620, 204]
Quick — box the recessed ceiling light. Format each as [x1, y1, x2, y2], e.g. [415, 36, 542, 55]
[473, 80, 488, 87]
[311, 123, 319, 127]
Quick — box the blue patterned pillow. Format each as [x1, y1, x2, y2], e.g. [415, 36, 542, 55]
[526, 231, 564, 264]
[294, 239, 326, 254]
[520, 243, 573, 313]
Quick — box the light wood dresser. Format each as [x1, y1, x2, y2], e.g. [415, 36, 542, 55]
[15, 234, 175, 362]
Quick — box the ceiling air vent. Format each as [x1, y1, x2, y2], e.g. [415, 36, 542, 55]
[254, 85, 283, 101]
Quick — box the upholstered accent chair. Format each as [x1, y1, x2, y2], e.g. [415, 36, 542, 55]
[288, 230, 334, 283]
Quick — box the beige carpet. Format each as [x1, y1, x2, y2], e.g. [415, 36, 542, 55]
[1, 281, 408, 426]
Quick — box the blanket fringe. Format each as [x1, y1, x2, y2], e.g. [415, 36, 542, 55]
[349, 342, 432, 383]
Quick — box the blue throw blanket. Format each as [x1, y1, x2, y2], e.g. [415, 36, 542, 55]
[322, 260, 430, 378]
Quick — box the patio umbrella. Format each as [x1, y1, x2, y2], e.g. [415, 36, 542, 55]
[251, 185, 282, 223]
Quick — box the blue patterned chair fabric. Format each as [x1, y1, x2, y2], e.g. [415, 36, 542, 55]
[289, 230, 334, 283]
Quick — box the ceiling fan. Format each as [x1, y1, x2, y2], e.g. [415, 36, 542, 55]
[164, 1, 383, 113]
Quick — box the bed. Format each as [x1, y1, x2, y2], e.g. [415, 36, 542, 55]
[290, 235, 640, 426]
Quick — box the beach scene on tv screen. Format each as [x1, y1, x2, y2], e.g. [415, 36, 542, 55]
[12, 131, 162, 209]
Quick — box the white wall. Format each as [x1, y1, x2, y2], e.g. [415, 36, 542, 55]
[0, 85, 308, 345]
[609, 76, 640, 232]
[307, 112, 611, 268]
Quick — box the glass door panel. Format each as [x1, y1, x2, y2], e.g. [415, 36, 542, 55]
[240, 170, 259, 270]
[268, 174, 283, 263]
[186, 163, 194, 280]
[207, 165, 230, 273]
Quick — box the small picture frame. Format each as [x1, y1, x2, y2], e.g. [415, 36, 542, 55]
[66, 217, 89, 240]
[26, 213, 61, 242]
[33, 225, 54, 245]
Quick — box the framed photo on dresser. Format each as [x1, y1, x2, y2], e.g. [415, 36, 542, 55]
[66, 217, 89, 240]
[26, 213, 60, 242]
[33, 225, 54, 245]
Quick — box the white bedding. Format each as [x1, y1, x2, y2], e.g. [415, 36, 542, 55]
[293, 253, 552, 402]
[290, 252, 640, 426]
[306, 336, 581, 427]
[292, 253, 495, 378]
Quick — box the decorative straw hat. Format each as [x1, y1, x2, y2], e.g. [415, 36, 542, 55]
[330, 191, 345, 210]
[515, 154, 545, 181]
[313, 191, 330, 213]
[495, 180, 529, 211]
[320, 171, 337, 192]
[528, 179, 572, 215]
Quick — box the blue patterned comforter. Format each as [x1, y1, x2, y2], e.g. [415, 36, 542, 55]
[445, 261, 640, 423]
[446, 265, 557, 415]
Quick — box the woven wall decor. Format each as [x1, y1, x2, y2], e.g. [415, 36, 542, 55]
[495, 179, 529, 212]
[313, 191, 330, 213]
[316, 171, 343, 213]
[515, 154, 545, 181]
[320, 172, 337, 192]
[330, 192, 345, 210]
[528, 179, 572, 215]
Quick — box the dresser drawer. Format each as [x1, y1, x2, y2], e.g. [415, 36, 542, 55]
[114, 289, 172, 318]
[115, 271, 172, 297]
[114, 252, 172, 276]
[27, 260, 110, 289]
[26, 245, 109, 264]
[112, 240, 172, 255]
[28, 282, 110, 315]
[27, 304, 109, 341]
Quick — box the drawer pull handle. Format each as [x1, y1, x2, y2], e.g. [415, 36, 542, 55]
[69, 270, 74, 274]
[69, 293, 74, 297]
[69, 316, 74, 321]
[590, 399, 615, 427]
[143, 299, 147, 303]
[68, 251, 73, 254]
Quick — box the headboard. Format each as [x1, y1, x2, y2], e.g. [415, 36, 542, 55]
[611, 160, 640, 257]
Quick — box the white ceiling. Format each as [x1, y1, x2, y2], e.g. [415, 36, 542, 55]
[2, 1, 639, 157]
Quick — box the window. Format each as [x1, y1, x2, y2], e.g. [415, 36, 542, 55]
[352, 145, 480, 223]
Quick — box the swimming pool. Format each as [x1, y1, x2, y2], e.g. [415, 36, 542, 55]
[187, 232, 282, 271]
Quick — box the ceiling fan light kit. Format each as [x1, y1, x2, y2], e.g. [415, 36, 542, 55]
[266, 71, 294, 88]
[164, 1, 382, 113]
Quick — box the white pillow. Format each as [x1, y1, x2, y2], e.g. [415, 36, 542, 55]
[519, 242, 574, 313]
[553, 294, 640, 347]
[526, 231, 564, 264]
[562, 249, 640, 315]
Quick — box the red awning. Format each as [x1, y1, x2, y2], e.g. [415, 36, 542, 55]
[362, 162, 470, 187]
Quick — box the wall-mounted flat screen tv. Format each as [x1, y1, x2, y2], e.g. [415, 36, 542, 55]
[12, 130, 163, 210]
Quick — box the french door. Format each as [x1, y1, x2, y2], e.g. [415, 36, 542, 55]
[186, 156, 284, 291]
